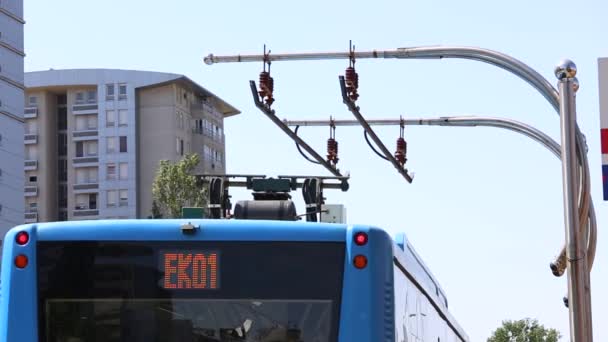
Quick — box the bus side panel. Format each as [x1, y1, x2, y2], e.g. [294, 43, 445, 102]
[339, 225, 395, 342]
[0, 225, 38, 342]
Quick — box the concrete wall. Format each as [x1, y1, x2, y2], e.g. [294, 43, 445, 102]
[137, 84, 179, 218]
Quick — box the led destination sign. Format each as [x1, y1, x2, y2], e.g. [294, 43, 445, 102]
[162, 251, 219, 290]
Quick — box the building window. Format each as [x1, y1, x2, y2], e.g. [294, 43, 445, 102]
[76, 142, 84, 157]
[118, 109, 128, 126]
[106, 137, 116, 153]
[86, 141, 97, 156]
[118, 84, 127, 100]
[119, 136, 127, 153]
[75, 92, 84, 104]
[57, 107, 67, 130]
[106, 163, 116, 180]
[26, 145, 38, 160]
[89, 168, 98, 183]
[119, 163, 128, 180]
[28, 96, 37, 106]
[180, 139, 184, 156]
[87, 115, 98, 130]
[87, 90, 97, 103]
[89, 193, 98, 210]
[107, 190, 117, 207]
[106, 84, 115, 100]
[76, 168, 86, 184]
[26, 120, 37, 134]
[29, 175, 37, 183]
[119, 190, 128, 206]
[106, 110, 116, 127]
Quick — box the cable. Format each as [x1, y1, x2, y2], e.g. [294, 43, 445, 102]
[301, 178, 318, 222]
[293, 126, 321, 165]
[208, 178, 223, 219]
[364, 130, 389, 161]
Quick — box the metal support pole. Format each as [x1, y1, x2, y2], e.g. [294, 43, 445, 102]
[556, 60, 592, 342]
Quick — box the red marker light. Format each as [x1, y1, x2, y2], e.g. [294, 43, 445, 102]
[15, 255, 28, 268]
[354, 232, 368, 246]
[16, 231, 29, 245]
[353, 255, 368, 269]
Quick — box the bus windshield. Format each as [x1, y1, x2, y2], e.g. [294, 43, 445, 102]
[38, 241, 345, 342]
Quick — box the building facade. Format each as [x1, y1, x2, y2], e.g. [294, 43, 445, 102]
[24, 69, 239, 222]
[0, 0, 24, 234]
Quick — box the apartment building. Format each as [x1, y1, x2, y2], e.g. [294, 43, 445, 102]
[0, 0, 24, 234]
[24, 69, 239, 222]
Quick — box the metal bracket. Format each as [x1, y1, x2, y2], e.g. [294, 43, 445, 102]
[338, 76, 414, 183]
[249, 81, 344, 178]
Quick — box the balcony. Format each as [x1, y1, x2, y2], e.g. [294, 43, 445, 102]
[72, 129, 98, 141]
[72, 103, 98, 115]
[191, 102, 223, 119]
[24, 106, 38, 119]
[24, 211, 38, 223]
[24, 159, 38, 171]
[24, 133, 38, 145]
[73, 155, 99, 167]
[24, 184, 38, 197]
[73, 207, 99, 217]
[73, 182, 99, 194]
[192, 127, 225, 143]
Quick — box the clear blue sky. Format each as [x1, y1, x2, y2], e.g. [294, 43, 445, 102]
[25, 0, 607, 340]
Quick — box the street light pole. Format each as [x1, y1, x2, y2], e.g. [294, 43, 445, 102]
[556, 60, 593, 342]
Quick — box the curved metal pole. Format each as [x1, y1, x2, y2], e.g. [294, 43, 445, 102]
[282, 115, 596, 273]
[206, 46, 558, 109]
[248, 81, 343, 178]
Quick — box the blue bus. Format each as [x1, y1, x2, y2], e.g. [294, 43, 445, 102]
[1, 219, 468, 342]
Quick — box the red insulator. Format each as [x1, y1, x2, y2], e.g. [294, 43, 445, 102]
[259, 71, 270, 97]
[327, 138, 339, 164]
[395, 137, 407, 166]
[265, 76, 275, 105]
[345, 67, 359, 101]
[345, 67, 357, 87]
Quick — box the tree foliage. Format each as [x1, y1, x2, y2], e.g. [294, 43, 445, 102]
[151, 154, 207, 218]
[487, 318, 561, 342]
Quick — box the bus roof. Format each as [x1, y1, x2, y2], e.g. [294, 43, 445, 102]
[12, 219, 348, 242]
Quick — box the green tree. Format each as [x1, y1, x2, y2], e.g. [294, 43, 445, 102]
[488, 318, 561, 342]
[151, 154, 207, 218]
